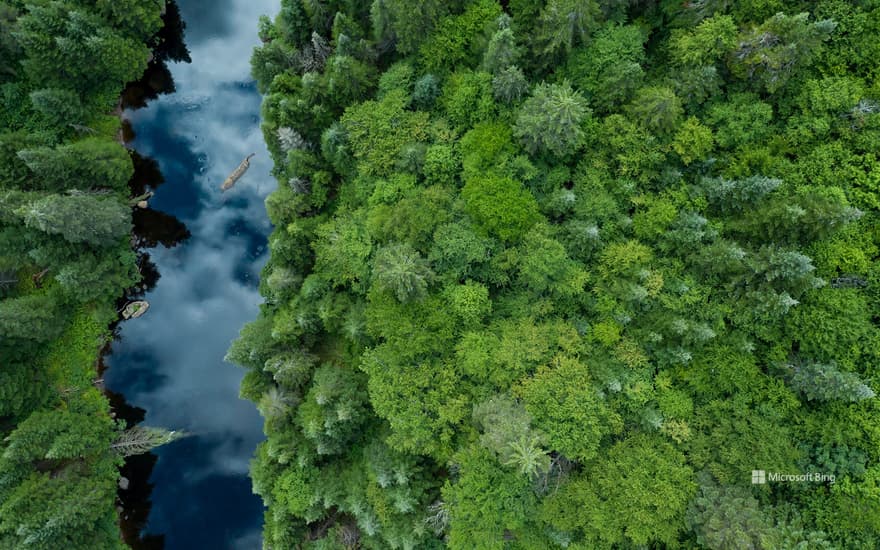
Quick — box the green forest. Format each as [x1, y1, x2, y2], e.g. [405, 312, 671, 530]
[2, 0, 880, 548]
[0, 1, 175, 547]
[232, 0, 880, 548]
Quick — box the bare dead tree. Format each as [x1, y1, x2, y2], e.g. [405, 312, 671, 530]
[425, 500, 449, 535]
[339, 521, 360, 548]
[32, 267, 49, 288]
[111, 426, 187, 457]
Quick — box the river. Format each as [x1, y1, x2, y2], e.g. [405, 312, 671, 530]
[104, 1, 278, 548]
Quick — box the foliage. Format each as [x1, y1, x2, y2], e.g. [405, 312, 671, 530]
[417, 0, 501, 74]
[461, 172, 540, 243]
[239, 1, 880, 547]
[513, 80, 591, 158]
[0, 1, 168, 547]
[17, 193, 130, 248]
[783, 360, 875, 402]
[727, 12, 836, 94]
[673, 116, 714, 165]
[563, 23, 645, 113]
[541, 434, 696, 547]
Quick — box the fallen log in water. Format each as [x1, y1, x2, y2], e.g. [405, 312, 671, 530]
[221, 153, 256, 192]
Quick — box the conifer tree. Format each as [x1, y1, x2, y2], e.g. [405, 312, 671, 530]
[492, 65, 529, 104]
[535, 0, 601, 58]
[514, 81, 590, 157]
[17, 138, 133, 191]
[17, 193, 129, 248]
[784, 360, 875, 402]
[685, 478, 769, 550]
[372, 242, 434, 302]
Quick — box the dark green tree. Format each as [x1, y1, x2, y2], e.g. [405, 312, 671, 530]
[492, 65, 529, 104]
[371, 0, 447, 55]
[28, 88, 86, 129]
[15, 3, 150, 101]
[0, 4, 21, 82]
[514, 81, 590, 157]
[627, 86, 683, 136]
[535, 0, 601, 58]
[17, 138, 133, 191]
[481, 16, 520, 75]
[17, 193, 130, 248]
[685, 477, 770, 550]
[0, 293, 64, 342]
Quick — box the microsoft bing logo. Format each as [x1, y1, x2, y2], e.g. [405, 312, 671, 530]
[749, 469, 835, 484]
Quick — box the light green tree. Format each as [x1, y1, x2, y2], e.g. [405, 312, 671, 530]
[516, 356, 621, 462]
[541, 434, 696, 547]
[372, 242, 434, 302]
[727, 12, 836, 93]
[461, 173, 540, 242]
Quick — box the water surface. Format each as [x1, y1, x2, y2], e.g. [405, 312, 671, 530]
[105, 1, 278, 547]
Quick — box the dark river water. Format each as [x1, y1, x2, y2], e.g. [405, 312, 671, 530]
[104, 1, 278, 548]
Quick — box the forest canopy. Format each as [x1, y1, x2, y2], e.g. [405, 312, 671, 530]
[237, 0, 880, 548]
[0, 0, 170, 547]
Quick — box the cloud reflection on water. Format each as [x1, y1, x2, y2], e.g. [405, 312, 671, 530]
[106, 0, 279, 547]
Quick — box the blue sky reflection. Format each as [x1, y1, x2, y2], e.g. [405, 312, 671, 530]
[105, 0, 279, 547]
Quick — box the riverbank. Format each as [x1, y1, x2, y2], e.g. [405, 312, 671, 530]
[0, 2, 169, 546]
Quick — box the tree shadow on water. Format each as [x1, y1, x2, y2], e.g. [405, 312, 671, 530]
[107, 3, 192, 548]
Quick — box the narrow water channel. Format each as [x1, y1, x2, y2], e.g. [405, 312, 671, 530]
[104, 1, 279, 547]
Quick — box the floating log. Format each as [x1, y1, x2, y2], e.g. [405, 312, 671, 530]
[121, 300, 150, 319]
[221, 153, 256, 192]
